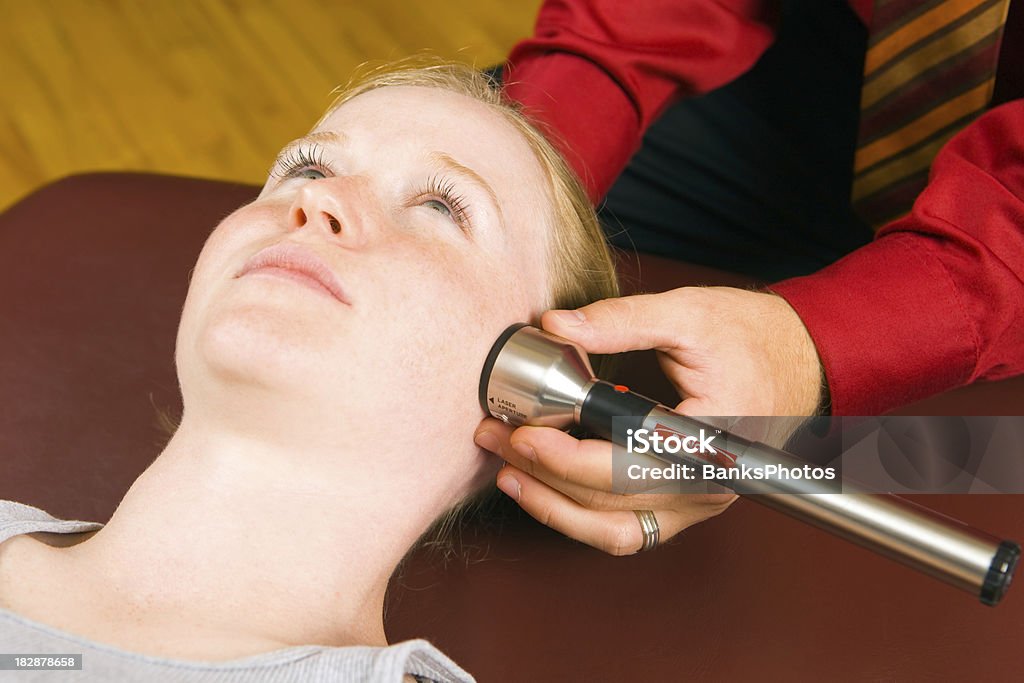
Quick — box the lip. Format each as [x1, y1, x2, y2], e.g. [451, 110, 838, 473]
[235, 242, 351, 306]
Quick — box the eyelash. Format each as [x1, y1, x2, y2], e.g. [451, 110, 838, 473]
[270, 144, 472, 230]
[271, 143, 333, 180]
[421, 174, 472, 229]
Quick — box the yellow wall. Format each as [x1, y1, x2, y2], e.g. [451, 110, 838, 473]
[0, 0, 541, 210]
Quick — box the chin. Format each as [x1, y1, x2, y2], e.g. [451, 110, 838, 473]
[193, 304, 340, 393]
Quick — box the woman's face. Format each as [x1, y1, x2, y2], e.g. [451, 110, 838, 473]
[175, 85, 554, 481]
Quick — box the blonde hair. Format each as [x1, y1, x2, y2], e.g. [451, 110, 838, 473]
[317, 57, 620, 311]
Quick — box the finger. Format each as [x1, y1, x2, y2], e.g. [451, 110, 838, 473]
[540, 291, 689, 355]
[505, 426, 614, 491]
[476, 422, 645, 509]
[641, 495, 739, 544]
[476, 421, 618, 492]
[486, 424, 694, 508]
[655, 344, 703, 387]
[474, 421, 576, 474]
[473, 417, 517, 457]
[495, 464, 650, 556]
[500, 427, 668, 505]
[496, 466, 739, 554]
[676, 395, 734, 420]
[493, 440, 618, 509]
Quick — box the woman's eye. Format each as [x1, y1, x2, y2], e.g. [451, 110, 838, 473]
[293, 168, 327, 181]
[271, 143, 334, 182]
[413, 175, 471, 233]
[423, 199, 452, 217]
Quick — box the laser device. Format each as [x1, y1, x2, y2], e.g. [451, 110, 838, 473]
[480, 324, 1020, 606]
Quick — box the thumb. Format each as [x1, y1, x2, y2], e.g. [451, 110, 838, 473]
[540, 292, 681, 355]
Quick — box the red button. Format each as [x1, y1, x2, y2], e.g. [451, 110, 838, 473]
[614, 384, 629, 393]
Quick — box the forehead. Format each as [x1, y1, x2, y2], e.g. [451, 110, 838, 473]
[315, 84, 535, 162]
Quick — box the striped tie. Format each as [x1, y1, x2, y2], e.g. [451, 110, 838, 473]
[852, 0, 1012, 228]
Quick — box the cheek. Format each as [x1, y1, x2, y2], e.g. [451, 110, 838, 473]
[397, 246, 537, 329]
[176, 208, 281, 377]
[491, 249, 553, 320]
[182, 208, 271, 310]
[370, 246, 539, 413]
[189, 199, 289, 286]
[177, 223, 236, 351]
[492, 215, 555, 314]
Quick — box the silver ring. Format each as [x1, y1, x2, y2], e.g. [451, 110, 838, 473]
[634, 509, 659, 552]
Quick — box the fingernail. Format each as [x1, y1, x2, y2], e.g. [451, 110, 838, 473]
[552, 309, 586, 326]
[512, 440, 536, 461]
[496, 474, 521, 501]
[475, 431, 501, 455]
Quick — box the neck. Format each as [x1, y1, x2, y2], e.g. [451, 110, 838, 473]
[49, 416, 459, 661]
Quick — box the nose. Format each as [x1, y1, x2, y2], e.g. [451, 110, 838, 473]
[287, 177, 368, 248]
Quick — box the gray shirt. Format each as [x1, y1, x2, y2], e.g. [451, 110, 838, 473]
[0, 501, 475, 682]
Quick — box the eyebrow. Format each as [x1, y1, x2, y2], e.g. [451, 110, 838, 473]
[273, 130, 346, 164]
[427, 152, 504, 227]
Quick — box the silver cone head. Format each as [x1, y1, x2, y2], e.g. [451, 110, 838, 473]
[479, 324, 595, 429]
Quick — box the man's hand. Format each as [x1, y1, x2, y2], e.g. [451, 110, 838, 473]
[474, 286, 826, 554]
[545, 286, 825, 417]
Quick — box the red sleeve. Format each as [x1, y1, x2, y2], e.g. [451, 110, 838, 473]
[503, 0, 779, 200]
[769, 101, 1024, 415]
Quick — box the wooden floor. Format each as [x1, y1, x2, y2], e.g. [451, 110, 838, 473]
[0, 0, 542, 211]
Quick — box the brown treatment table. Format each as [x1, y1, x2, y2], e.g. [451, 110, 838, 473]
[2, 173, 1022, 681]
